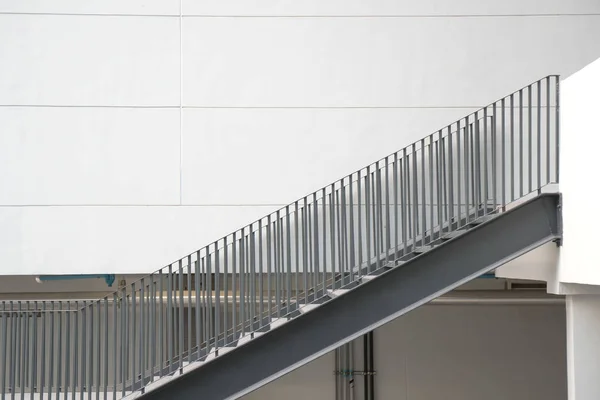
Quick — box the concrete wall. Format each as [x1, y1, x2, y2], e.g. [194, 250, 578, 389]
[1, 1, 600, 274]
[244, 303, 567, 400]
[558, 57, 600, 286]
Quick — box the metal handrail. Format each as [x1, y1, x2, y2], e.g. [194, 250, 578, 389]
[0, 76, 560, 398]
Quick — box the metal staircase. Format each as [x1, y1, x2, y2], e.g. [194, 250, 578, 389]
[0, 76, 561, 400]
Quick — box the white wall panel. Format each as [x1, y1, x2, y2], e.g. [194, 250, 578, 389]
[0, 108, 180, 205]
[0, 0, 179, 15]
[183, 0, 600, 16]
[182, 16, 600, 107]
[0, 14, 180, 105]
[0, 205, 273, 275]
[182, 108, 476, 204]
[559, 57, 600, 285]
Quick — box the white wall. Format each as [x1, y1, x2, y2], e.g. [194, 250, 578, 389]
[557, 57, 600, 286]
[1, 1, 600, 274]
[244, 303, 567, 400]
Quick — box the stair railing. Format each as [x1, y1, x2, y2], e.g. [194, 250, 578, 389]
[0, 75, 560, 399]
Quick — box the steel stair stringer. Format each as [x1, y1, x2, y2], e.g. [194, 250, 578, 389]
[141, 193, 561, 400]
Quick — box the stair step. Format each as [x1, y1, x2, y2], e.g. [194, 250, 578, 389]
[204, 348, 217, 362]
[327, 289, 350, 298]
[237, 334, 253, 346]
[361, 274, 377, 282]
[217, 346, 236, 356]
[122, 391, 142, 400]
[270, 318, 288, 330]
[441, 230, 466, 241]
[299, 304, 320, 314]
[468, 215, 495, 226]
[413, 246, 433, 254]
[143, 375, 173, 392]
[181, 360, 205, 374]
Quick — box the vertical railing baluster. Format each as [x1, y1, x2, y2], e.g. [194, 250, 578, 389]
[437, 138, 443, 231]
[537, 80, 542, 191]
[501, 98, 506, 209]
[412, 144, 418, 244]
[519, 89, 524, 197]
[456, 124, 462, 226]
[233, 231, 238, 332]
[290, 207, 296, 304]
[546, 77, 551, 184]
[336, 190, 343, 284]
[483, 108, 489, 214]
[357, 173, 363, 273]
[32, 303, 38, 400]
[267, 215, 272, 319]
[186, 259, 192, 361]
[56, 302, 62, 400]
[464, 115, 470, 223]
[286, 206, 292, 315]
[178, 260, 184, 369]
[194, 251, 202, 355]
[120, 293, 125, 398]
[510, 94, 515, 202]
[401, 150, 407, 255]
[48, 302, 54, 400]
[555, 75, 560, 183]
[21, 304, 27, 400]
[492, 104, 497, 211]
[167, 266, 173, 374]
[329, 190, 336, 285]
[393, 154, 399, 251]
[74, 301, 79, 400]
[259, 218, 264, 326]
[215, 242, 222, 346]
[240, 227, 246, 336]
[112, 293, 117, 400]
[322, 188, 327, 292]
[365, 167, 371, 270]
[1, 302, 6, 400]
[140, 279, 145, 391]
[302, 200, 308, 304]
[15, 303, 21, 400]
[223, 237, 229, 344]
[440, 130, 448, 225]
[528, 84, 533, 193]
[385, 158, 391, 258]
[95, 302, 100, 400]
[377, 164, 384, 261]
[9, 302, 15, 400]
[421, 139, 427, 242]
[130, 284, 135, 391]
[428, 135, 434, 236]
[103, 298, 108, 400]
[158, 271, 164, 377]
[207, 250, 213, 347]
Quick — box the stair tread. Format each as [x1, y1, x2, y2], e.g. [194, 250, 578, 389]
[327, 288, 350, 298]
[413, 246, 433, 254]
[270, 318, 288, 329]
[441, 230, 466, 240]
[299, 304, 320, 314]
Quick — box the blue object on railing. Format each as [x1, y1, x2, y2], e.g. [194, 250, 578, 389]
[35, 274, 116, 287]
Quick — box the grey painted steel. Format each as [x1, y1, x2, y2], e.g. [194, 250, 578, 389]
[141, 194, 560, 400]
[0, 76, 560, 399]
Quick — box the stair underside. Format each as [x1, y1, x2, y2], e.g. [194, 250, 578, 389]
[139, 193, 560, 400]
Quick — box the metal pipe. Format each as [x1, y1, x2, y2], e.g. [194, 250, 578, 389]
[368, 332, 374, 400]
[0, 290, 563, 309]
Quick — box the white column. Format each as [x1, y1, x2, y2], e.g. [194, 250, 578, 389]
[566, 295, 600, 400]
